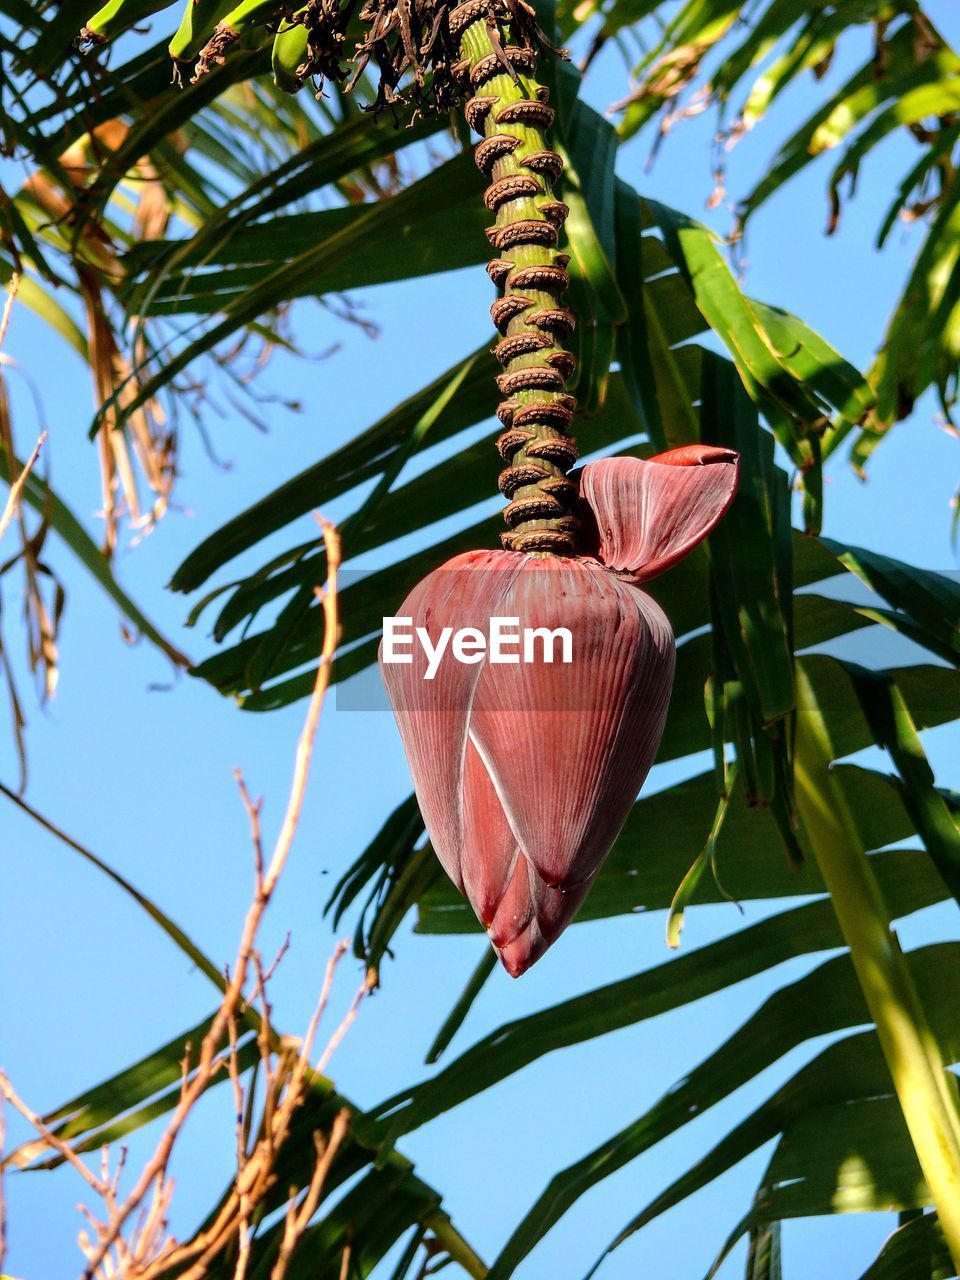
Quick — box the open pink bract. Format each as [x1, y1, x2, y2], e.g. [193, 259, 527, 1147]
[379, 445, 739, 975]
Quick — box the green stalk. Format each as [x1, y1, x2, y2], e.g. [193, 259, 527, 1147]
[794, 663, 960, 1270]
[454, 3, 580, 554]
[425, 1211, 488, 1277]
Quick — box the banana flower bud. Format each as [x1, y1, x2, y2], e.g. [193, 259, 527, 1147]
[380, 446, 739, 975]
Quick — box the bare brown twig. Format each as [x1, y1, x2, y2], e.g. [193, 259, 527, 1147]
[0, 267, 60, 771]
[0, 272, 20, 352]
[0, 274, 41, 551]
[0, 1074, 111, 1202]
[0, 430, 45, 545]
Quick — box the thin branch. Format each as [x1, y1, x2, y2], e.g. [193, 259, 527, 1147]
[0, 1072, 110, 1199]
[270, 1109, 351, 1280]
[0, 431, 45, 545]
[261, 517, 342, 902]
[338, 1240, 352, 1280]
[0, 273, 20, 352]
[316, 967, 376, 1078]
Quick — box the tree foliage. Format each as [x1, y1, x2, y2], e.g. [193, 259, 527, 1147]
[1, 0, 959, 1276]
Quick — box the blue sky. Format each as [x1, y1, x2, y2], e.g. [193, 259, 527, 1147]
[2, 4, 959, 1278]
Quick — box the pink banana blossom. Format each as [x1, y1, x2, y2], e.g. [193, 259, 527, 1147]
[380, 445, 739, 976]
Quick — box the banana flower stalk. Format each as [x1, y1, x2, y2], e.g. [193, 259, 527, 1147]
[364, 0, 743, 975]
[381, 447, 738, 975]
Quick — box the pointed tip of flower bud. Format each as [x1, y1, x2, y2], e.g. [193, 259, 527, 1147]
[494, 922, 546, 978]
[487, 863, 595, 976]
[579, 446, 739, 583]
